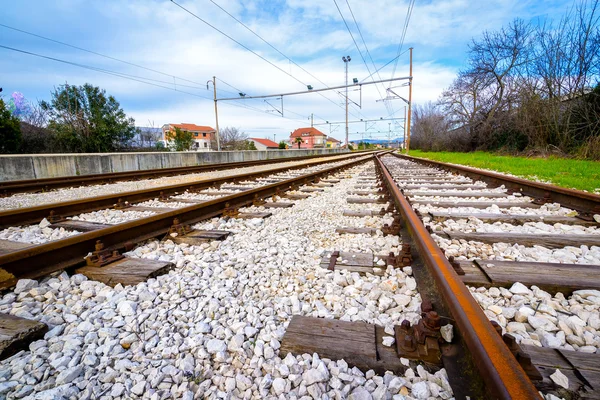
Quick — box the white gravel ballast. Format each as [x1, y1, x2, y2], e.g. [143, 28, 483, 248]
[0, 162, 455, 400]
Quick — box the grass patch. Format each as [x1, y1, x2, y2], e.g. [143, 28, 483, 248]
[406, 150, 600, 193]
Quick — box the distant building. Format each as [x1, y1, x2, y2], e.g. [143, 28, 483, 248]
[161, 123, 215, 151]
[249, 138, 280, 150]
[325, 136, 341, 148]
[289, 127, 326, 149]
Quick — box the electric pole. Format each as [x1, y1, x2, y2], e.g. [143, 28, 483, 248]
[310, 113, 314, 127]
[406, 48, 413, 153]
[208, 76, 221, 151]
[403, 105, 407, 151]
[342, 55, 351, 147]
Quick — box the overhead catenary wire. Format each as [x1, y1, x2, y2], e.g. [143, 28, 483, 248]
[0, 44, 313, 126]
[172, 0, 369, 122]
[0, 44, 213, 100]
[389, 0, 415, 87]
[209, 0, 371, 117]
[0, 22, 210, 90]
[341, 0, 396, 122]
[333, 0, 397, 126]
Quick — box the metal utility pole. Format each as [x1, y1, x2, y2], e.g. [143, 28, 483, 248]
[208, 76, 221, 151]
[388, 122, 391, 148]
[310, 113, 314, 127]
[406, 48, 413, 153]
[403, 105, 407, 151]
[342, 55, 351, 147]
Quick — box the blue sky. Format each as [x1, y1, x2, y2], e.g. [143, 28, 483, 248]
[1, 0, 571, 142]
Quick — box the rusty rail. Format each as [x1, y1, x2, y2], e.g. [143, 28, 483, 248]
[395, 153, 600, 215]
[0, 151, 373, 195]
[0, 152, 370, 229]
[374, 155, 541, 399]
[0, 155, 372, 290]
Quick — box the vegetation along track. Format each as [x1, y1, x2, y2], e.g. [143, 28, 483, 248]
[378, 153, 600, 399]
[0, 151, 365, 196]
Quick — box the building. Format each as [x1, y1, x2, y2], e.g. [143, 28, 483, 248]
[289, 127, 326, 149]
[249, 138, 280, 150]
[161, 123, 215, 151]
[325, 136, 341, 148]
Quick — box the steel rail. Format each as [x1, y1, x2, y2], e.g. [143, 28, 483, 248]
[0, 151, 363, 195]
[0, 155, 372, 290]
[0, 152, 370, 229]
[375, 155, 541, 399]
[395, 153, 600, 214]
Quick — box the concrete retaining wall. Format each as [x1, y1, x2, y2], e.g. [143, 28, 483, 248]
[0, 149, 348, 181]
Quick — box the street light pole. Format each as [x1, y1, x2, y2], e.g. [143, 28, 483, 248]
[207, 76, 221, 151]
[342, 55, 351, 148]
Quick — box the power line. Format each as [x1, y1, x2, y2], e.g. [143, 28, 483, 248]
[333, 0, 393, 122]
[389, 0, 415, 87]
[359, 49, 410, 83]
[0, 22, 209, 90]
[209, 0, 364, 113]
[0, 44, 213, 100]
[172, 0, 368, 122]
[0, 44, 311, 126]
[342, 0, 395, 121]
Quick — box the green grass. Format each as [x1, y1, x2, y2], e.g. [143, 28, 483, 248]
[406, 150, 600, 193]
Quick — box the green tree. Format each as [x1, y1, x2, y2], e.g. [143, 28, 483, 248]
[278, 141, 287, 149]
[0, 99, 22, 153]
[246, 140, 257, 150]
[294, 137, 303, 149]
[167, 127, 194, 151]
[41, 83, 136, 152]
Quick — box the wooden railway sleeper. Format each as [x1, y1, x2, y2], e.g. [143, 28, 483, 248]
[84, 240, 124, 267]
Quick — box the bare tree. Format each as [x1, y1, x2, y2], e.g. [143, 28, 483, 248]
[215, 127, 249, 150]
[437, 0, 600, 157]
[410, 102, 453, 151]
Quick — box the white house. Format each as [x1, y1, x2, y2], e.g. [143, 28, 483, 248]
[249, 138, 280, 150]
[161, 123, 215, 151]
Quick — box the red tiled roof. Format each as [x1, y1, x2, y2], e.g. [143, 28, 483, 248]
[250, 138, 279, 147]
[290, 127, 326, 138]
[170, 123, 215, 132]
[326, 136, 341, 142]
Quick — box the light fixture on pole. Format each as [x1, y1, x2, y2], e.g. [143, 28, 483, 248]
[342, 55, 351, 148]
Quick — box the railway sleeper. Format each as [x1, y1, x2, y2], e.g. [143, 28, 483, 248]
[280, 302, 451, 376]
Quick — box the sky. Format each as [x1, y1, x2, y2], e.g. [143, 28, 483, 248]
[1, 0, 572, 143]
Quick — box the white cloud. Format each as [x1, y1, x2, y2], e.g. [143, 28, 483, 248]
[2, 0, 572, 143]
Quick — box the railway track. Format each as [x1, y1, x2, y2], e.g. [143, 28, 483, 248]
[375, 153, 600, 399]
[0, 153, 374, 288]
[0, 151, 598, 399]
[0, 151, 363, 196]
[0, 152, 369, 229]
